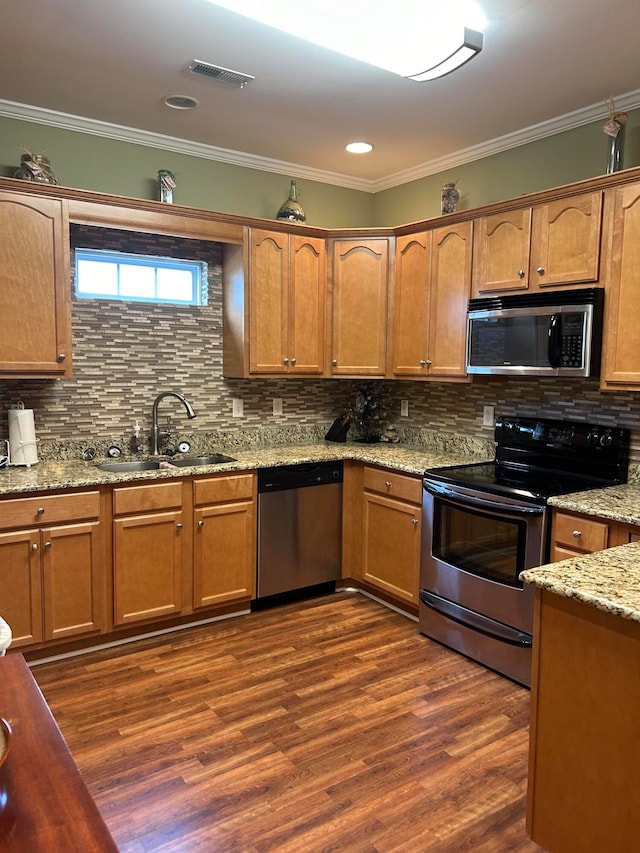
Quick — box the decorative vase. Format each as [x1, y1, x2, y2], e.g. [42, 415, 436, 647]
[276, 180, 306, 223]
[605, 121, 626, 174]
[441, 182, 460, 214]
[14, 153, 59, 185]
[157, 169, 176, 204]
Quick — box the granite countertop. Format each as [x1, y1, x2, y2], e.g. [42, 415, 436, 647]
[521, 542, 640, 624]
[0, 440, 491, 497]
[549, 481, 640, 526]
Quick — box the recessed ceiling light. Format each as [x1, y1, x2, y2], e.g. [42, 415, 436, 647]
[346, 142, 373, 154]
[163, 95, 200, 110]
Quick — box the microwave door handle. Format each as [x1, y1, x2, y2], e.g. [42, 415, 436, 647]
[548, 313, 562, 367]
[423, 481, 544, 516]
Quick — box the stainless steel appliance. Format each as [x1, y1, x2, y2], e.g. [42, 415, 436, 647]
[466, 287, 604, 377]
[257, 461, 343, 598]
[420, 417, 629, 686]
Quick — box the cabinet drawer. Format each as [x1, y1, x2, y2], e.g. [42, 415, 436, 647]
[193, 473, 254, 506]
[363, 467, 422, 505]
[0, 491, 100, 529]
[554, 512, 609, 553]
[113, 481, 183, 515]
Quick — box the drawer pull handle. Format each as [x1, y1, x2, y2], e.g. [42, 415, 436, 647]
[37, 507, 45, 514]
[572, 530, 582, 538]
[385, 481, 392, 488]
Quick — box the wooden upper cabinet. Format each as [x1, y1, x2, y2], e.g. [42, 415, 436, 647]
[248, 228, 325, 375]
[472, 191, 603, 295]
[330, 238, 389, 376]
[391, 223, 472, 380]
[601, 181, 640, 389]
[0, 191, 72, 378]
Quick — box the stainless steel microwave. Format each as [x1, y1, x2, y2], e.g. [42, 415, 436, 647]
[466, 287, 604, 377]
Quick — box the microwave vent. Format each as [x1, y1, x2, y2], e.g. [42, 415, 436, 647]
[188, 60, 254, 88]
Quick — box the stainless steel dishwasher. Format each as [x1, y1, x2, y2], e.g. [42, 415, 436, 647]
[257, 461, 343, 598]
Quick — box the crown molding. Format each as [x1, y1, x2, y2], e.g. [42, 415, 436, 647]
[1, 90, 639, 195]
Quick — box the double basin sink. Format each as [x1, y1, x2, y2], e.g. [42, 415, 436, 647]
[97, 453, 236, 473]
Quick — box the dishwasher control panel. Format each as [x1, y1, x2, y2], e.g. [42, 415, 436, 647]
[258, 461, 343, 492]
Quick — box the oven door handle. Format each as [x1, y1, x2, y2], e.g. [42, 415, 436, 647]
[423, 481, 544, 516]
[420, 591, 533, 648]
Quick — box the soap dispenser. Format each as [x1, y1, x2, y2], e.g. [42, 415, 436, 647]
[130, 421, 143, 455]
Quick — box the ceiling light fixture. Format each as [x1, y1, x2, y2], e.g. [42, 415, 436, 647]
[206, 0, 486, 81]
[163, 95, 200, 110]
[346, 142, 373, 154]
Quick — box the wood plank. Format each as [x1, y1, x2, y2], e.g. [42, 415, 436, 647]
[31, 593, 543, 852]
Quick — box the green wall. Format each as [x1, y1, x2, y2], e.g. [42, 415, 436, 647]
[373, 108, 640, 226]
[0, 116, 374, 228]
[1, 106, 639, 229]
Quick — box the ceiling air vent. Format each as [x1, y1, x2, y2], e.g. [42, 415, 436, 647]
[188, 60, 254, 88]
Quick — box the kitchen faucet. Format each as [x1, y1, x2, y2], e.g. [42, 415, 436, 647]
[150, 391, 196, 455]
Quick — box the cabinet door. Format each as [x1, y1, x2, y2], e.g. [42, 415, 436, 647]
[602, 182, 640, 388]
[362, 492, 421, 605]
[0, 529, 42, 647]
[289, 234, 326, 375]
[427, 221, 473, 378]
[530, 192, 602, 287]
[249, 229, 289, 374]
[331, 239, 389, 375]
[0, 192, 71, 378]
[391, 232, 431, 377]
[113, 511, 183, 625]
[41, 521, 104, 641]
[472, 208, 532, 294]
[193, 500, 255, 608]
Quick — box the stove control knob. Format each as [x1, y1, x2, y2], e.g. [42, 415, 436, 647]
[600, 430, 614, 447]
[587, 429, 600, 446]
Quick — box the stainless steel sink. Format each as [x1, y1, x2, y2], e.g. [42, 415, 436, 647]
[97, 460, 162, 472]
[97, 453, 236, 473]
[169, 454, 236, 467]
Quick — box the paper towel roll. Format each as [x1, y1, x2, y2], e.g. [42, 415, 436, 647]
[8, 406, 38, 466]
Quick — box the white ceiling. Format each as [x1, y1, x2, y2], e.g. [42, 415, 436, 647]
[2, 0, 640, 191]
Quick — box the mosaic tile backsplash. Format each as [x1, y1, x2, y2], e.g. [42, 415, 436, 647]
[2, 225, 640, 463]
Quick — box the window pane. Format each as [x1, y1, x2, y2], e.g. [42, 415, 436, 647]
[157, 268, 194, 302]
[77, 259, 118, 295]
[119, 264, 155, 298]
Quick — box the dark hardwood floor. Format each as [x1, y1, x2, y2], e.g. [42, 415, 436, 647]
[32, 592, 545, 852]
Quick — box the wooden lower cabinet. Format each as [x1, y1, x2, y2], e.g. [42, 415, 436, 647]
[551, 508, 640, 561]
[112, 482, 184, 626]
[193, 474, 256, 608]
[361, 466, 422, 607]
[0, 491, 104, 648]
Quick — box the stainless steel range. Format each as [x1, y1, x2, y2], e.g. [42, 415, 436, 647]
[419, 416, 630, 687]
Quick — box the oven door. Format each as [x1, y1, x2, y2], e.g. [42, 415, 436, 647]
[421, 479, 545, 632]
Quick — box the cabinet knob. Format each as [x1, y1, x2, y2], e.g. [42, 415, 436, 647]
[57, 353, 67, 362]
[332, 359, 337, 366]
[44, 541, 51, 548]
[425, 359, 432, 365]
[37, 507, 45, 515]
[419, 360, 427, 366]
[198, 520, 204, 528]
[291, 358, 297, 365]
[32, 543, 38, 551]
[176, 523, 183, 530]
[385, 481, 392, 489]
[517, 269, 525, 278]
[283, 357, 289, 364]
[572, 530, 582, 538]
[536, 266, 545, 275]
[411, 518, 419, 526]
